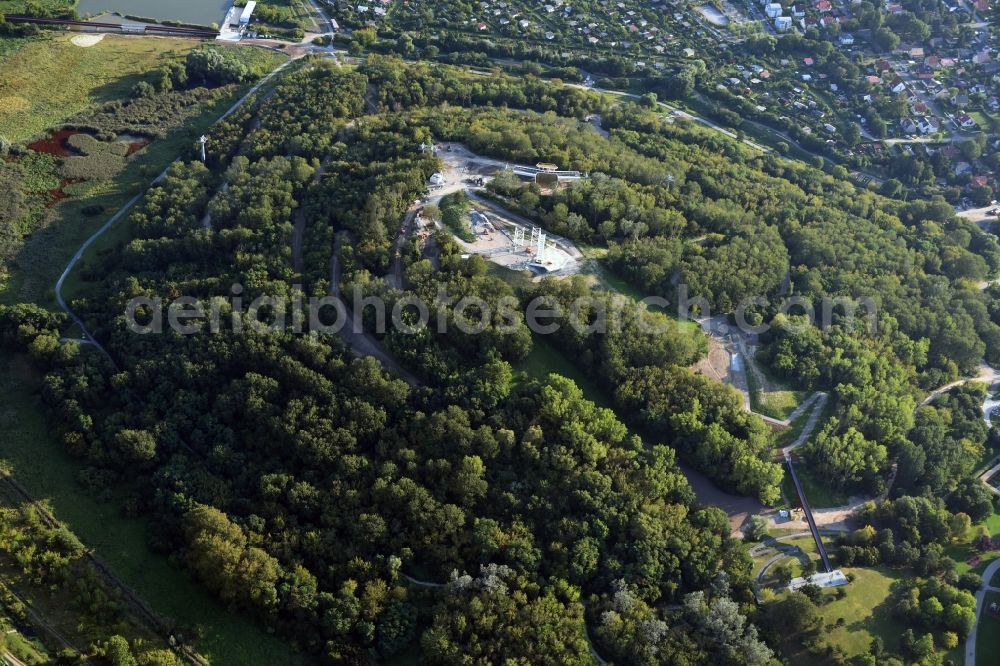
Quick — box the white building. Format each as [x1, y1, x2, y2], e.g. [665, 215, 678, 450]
[240, 1, 257, 25]
[774, 16, 792, 30]
[765, 2, 783, 17]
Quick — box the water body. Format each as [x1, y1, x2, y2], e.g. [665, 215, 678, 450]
[76, 0, 230, 26]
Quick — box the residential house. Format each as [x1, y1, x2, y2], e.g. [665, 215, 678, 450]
[957, 113, 977, 128]
[899, 117, 918, 133]
[839, 33, 855, 46]
[917, 116, 940, 134]
[951, 92, 971, 107]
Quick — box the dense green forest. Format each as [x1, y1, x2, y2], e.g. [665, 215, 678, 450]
[1, 57, 998, 663]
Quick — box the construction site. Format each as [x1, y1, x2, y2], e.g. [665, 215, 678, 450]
[415, 205, 578, 274]
[418, 142, 582, 275]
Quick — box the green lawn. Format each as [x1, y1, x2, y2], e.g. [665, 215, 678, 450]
[588, 258, 700, 335]
[755, 535, 823, 588]
[783, 567, 904, 664]
[0, 615, 48, 665]
[515, 334, 614, 409]
[0, 34, 208, 142]
[768, 565, 957, 665]
[781, 461, 852, 509]
[0, 351, 305, 666]
[978, 591, 1000, 665]
[745, 357, 808, 421]
[754, 389, 804, 420]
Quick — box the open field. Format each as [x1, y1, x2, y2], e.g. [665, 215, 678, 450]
[778, 567, 905, 665]
[979, 591, 1000, 661]
[754, 534, 930, 664]
[0, 34, 214, 142]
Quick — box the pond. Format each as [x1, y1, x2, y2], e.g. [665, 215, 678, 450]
[76, 0, 230, 27]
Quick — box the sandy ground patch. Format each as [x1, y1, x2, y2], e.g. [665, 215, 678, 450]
[71, 33, 107, 47]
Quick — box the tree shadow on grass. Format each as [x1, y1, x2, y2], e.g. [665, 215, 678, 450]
[846, 577, 906, 655]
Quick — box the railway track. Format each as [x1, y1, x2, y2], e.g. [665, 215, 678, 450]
[0, 472, 208, 665]
[5, 16, 218, 38]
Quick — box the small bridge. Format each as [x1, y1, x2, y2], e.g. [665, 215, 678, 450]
[508, 165, 584, 182]
[785, 454, 833, 573]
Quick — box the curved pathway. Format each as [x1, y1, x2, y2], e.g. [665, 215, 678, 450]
[54, 58, 297, 361]
[400, 572, 445, 588]
[966, 557, 1000, 666]
[328, 232, 421, 386]
[918, 363, 1000, 410]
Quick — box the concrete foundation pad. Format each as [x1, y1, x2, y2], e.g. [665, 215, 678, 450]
[788, 570, 849, 591]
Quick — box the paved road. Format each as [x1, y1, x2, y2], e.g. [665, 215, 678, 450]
[966, 557, 1000, 666]
[400, 572, 445, 588]
[575, 85, 771, 153]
